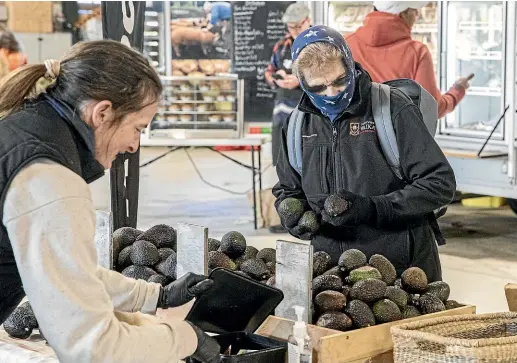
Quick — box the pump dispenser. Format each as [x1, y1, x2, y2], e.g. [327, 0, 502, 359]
[288, 305, 313, 363]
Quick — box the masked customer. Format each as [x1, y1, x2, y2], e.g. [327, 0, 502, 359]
[273, 26, 456, 282]
[0, 41, 220, 363]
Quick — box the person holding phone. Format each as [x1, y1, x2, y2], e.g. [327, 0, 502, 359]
[346, 1, 474, 118]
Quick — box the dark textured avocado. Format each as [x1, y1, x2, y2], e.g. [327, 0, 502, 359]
[401, 267, 428, 293]
[122, 265, 157, 281]
[338, 249, 367, 272]
[401, 305, 422, 319]
[313, 251, 332, 278]
[113, 227, 142, 249]
[220, 231, 247, 259]
[315, 290, 347, 312]
[208, 238, 221, 252]
[137, 224, 177, 249]
[316, 312, 352, 331]
[373, 299, 402, 323]
[297, 211, 319, 233]
[240, 258, 271, 280]
[256, 248, 276, 264]
[242, 246, 259, 260]
[345, 300, 376, 328]
[158, 248, 175, 262]
[3, 302, 38, 339]
[347, 266, 382, 284]
[117, 246, 133, 271]
[324, 194, 349, 217]
[322, 266, 345, 279]
[350, 278, 387, 303]
[278, 198, 305, 228]
[266, 261, 275, 274]
[148, 274, 169, 286]
[208, 251, 236, 271]
[385, 286, 408, 310]
[369, 254, 397, 286]
[155, 254, 177, 280]
[426, 281, 450, 302]
[445, 300, 462, 310]
[418, 293, 446, 314]
[130, 240, 160, 266]
[312, 275, 343, 296]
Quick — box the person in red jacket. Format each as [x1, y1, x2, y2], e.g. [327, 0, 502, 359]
[346, 1, 473, 118]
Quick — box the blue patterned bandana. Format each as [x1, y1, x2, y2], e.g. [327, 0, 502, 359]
[292, 25, 356, 121]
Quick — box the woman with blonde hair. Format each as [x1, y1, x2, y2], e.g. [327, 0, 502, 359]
[273, 25, 455, 282]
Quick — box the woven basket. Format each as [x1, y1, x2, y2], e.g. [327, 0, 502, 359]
[391, 312, 517, 362]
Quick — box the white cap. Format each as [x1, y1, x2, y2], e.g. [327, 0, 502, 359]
[373, 1, 429, 14]
[282, 3, 311, 24]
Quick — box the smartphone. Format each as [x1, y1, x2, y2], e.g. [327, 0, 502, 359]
[272, 73, 284, 80]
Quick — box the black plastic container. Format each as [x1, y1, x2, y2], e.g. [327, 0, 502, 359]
[186, 268, 287, 363]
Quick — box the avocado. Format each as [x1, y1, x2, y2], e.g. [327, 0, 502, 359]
[234, 246, 259, 269]
[3, 302, 38, 339]
[220, 231, 247, 259]
[323, 266, 346, 279]
[208, 251, 236, 271]
[313, 251, 332, 278]
[117, 246, 133, 271]
[122, 265, 157, 281]
[155, 254, 177, 280]
[315, 290, 347, 312]
[385, 286, 408, 310]
[445, 300, 462, 310]
[137, 224, 177, 249]
[373, 299, 402, 323]
[240, 258, 271, 280]
[350, 278, 387, 303]
[278, 198, 305, 228]
[113, 227, 142, 249]
[347, 266, 382, 284]
[345, 300, 376, 328]
[316, 312, 352, 331]
[148, 274, 169, 286]
[401, 305, 422, 319]
[256, 248, 276, 264]
[401, 267, 428, 293]
[208, 238, 221, 252]
[266, 275, 276, 286]
[312, 275, 343, 296]
[338, 249, 367, 272]
[266, 261, 275, 274]
[369, 254, 397, 286]
[324, 194, 349, 217]
[130, 240, 160, 266]
[297, 211, 319, 234]
[418, 293, 446, 314]
[158, 248, 175, 262]
[426, 281, 450, 302]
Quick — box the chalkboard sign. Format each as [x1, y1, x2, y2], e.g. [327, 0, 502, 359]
[232, 1, 294, 123]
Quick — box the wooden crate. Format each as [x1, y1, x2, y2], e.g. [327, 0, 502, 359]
[257, 305, 476, 363]
[6, 1, 53, 33]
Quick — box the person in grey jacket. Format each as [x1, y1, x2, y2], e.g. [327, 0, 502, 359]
[0, 40, 220, 363]
[273, 26, 456, 282]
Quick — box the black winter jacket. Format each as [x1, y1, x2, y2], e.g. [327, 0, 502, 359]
[272, 67, 456, 282]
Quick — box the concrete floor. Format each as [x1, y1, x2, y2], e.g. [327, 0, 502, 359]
[90, 147, 517, 314]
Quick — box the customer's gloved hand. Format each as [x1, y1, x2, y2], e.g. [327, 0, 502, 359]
[322, 191, 375, 227]
[187, 322, 221, 363]
[157, 272, 214, 309]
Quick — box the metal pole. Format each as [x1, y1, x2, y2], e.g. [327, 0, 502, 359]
[506, 1, 516, 184]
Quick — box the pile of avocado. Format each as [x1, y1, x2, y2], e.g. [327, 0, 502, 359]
[114, 224, 178, 286]
[208, 231, 276, 285]
[312, 249, 460, 332]
[3, 301, 41, 340]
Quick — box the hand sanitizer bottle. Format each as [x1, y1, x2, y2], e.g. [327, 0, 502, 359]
[288, 305, 313, 363]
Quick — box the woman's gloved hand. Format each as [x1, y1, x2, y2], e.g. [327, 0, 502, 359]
[157, 273, 214, 309]
[187, 322, 221, 363]
[321, 191, 375, 227]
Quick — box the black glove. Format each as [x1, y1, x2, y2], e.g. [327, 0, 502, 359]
[187, 322, 221, 363]
[157, 273, 214, 309]
[322, 191, 375, 227]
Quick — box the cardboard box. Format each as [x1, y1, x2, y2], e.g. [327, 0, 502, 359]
[6, 1, 52, 33]
[257, 304, 476, 363]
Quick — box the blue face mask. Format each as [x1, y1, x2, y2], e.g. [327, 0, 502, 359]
[292, 26, 357, 121]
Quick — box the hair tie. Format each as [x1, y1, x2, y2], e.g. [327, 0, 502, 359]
[44, 59, 60, 79]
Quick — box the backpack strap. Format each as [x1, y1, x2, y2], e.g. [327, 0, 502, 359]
[287, 106, 305, 176]
[371, 82, 403, 180]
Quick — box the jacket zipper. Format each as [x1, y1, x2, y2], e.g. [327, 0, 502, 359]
[331, 126, 338, 192]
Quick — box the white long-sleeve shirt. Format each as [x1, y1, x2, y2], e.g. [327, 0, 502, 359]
[2, 159, 197, 363]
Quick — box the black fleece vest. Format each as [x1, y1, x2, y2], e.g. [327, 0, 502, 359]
[0, 95, 105, 323]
